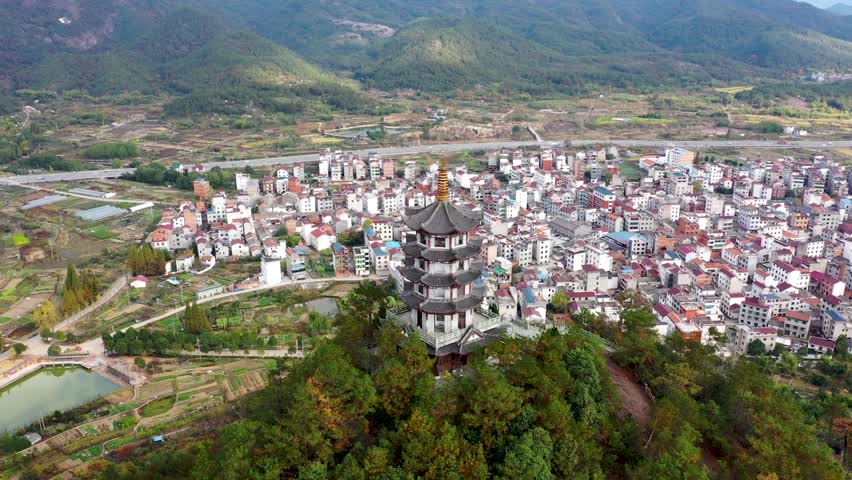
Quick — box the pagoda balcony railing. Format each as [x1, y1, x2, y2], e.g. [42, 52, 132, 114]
[386, 305, 505, 348]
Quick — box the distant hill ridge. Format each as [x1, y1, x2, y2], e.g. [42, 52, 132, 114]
[1, 0, 852, 111]
[828, 3, 852, 14]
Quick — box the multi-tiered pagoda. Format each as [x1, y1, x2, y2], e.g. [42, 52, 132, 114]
[397, 161, 502, 371]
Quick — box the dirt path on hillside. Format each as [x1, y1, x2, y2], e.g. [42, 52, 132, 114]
[607, 358, 652, 428]
[606, 357, 721, 472]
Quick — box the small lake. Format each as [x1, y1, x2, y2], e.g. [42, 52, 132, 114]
[303, 297, 339, 316]
[0, 367, 120, 433]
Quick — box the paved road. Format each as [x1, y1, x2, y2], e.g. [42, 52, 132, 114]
[122, 274, 384, 333]
[58, 274, 129, 332]
[2, 139, 850, 186]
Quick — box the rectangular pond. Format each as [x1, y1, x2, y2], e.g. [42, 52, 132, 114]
[0, 366, 120, 433]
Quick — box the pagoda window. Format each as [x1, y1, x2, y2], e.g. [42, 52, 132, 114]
[433, 288, 449, 299]
[435, 237, 447, 248]
[458, 311, 467, 329]
[435, 315, 446, 333]
[417, 310, 423, 328]
[431, 262, 450, 274]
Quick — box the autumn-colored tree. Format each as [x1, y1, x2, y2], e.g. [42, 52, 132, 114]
[127, 245, 168, 276]
[33, 300, 58, 330]
[61, 262, 100, 314]
[62, 287, 82, 315]
[399, 409, 488, 480]
[183, 302, 211, 334]
[458, 360, 524, 449]
[373, 335, 435, 417]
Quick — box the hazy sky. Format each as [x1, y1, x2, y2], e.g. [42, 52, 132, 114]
[800, 0, 851, 7]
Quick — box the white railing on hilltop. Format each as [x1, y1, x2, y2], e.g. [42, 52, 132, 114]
[386, 305, 506, 349]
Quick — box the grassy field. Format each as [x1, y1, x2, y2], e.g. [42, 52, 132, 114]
[11, 233, 30, 246]
[105, 436, 138, 451]
[85, 224, 116, 240]
[140, 397, 175, 418]
[713, 86, 753, 94]
[308, 136, 345, 144]
[619, 160, 642, 180]
[595, 116, 676, 126]
[70, 444, 103, 462]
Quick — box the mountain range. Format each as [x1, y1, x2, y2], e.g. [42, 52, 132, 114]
[2, 0, 852, 114]
[828, 3, 852, 14]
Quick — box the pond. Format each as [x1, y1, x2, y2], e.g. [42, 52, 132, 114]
[302, 297, 339, 317]
[0, 367, 120, 433]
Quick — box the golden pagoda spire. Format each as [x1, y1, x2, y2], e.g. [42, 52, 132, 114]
[437, 158, 449, 202]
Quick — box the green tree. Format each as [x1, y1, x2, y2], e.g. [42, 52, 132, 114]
[13, 343, 27, 357]
[134, 356, 146, 368]
[496, 427, 554, 480]
[634, 424, 709, 480]
[47, 344, 61, 356]
[747, 339, 767, 356]
[458, 361, 524, 449]
[614, 307, 657, 368]
[297, 462, 327, 480]
[551, 291, 569, 313]
[834, 335, 849, 357]
[333, 281, 395, 369]
[65, 262, 82, 293]
[779, 350, 798, 374]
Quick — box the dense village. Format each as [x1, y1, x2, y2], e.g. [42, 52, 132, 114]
[142, 144, 852, 363]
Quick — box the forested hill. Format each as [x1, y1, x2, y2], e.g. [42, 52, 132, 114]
[2, 0, 852, 110]
[92, 282, 847, 479]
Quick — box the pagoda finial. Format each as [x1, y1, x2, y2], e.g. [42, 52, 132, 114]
[437, 158, 449, 202]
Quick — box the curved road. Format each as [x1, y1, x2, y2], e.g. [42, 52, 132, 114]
[2, 139, 851, 186]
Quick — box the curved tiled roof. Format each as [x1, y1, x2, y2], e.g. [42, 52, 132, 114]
[401, 291, 485, 314]
[404, 201, 481, 234]
[399, 264, 483, 287]
[402, 238, 483, 262]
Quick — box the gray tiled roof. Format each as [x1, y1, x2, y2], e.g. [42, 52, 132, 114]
[402, 238, 483, 262]
[404, 201, 481, 234]
[399, 265, 483, 287]
[417, 294, 484, 314]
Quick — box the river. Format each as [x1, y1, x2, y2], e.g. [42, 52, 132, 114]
[0, 367, 120, 433]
